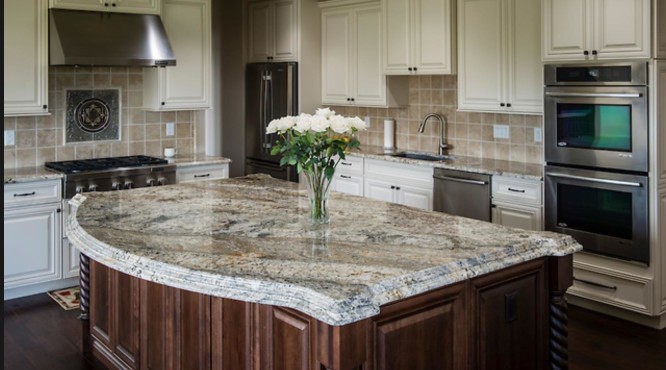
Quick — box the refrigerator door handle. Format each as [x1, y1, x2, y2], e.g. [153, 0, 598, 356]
[262, 70, 273, 152]
[287, 64, 294, 116]
[259, 70, 266, 152]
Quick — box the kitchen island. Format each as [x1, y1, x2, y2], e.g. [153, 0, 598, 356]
[68, 174, 581, 370]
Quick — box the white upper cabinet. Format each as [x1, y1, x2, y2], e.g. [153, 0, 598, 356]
[542, 0, 650, 61]
[382, 0, 456, 75]
[458, 0, 541, 114]
[321, 1, 407, 107]
[143, 0, 211, 110]
[49, 0, 160, 14]
[4, 0, 49, 117]
[248, 0, 298, 62]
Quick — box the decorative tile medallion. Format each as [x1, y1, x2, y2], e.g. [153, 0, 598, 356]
[65, 89, 120, 143]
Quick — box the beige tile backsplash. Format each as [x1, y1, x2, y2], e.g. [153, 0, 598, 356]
[330, 75, 544, 164]
[4, 66, 203, 169]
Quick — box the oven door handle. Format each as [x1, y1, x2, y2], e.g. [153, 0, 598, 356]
[546, 172, 642, 187]
[544, 92, 642, 98]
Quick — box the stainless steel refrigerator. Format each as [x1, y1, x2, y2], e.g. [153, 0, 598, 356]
[245, 62, 299, 182]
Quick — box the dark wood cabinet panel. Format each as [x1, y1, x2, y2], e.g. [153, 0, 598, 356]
[372, 283, 467, 370]
[260, 306, 315, 370]
[471, 258, 546, 370]
[211, 298, 254, 370]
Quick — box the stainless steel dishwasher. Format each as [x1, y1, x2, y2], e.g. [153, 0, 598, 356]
[433, 168, 491, 221]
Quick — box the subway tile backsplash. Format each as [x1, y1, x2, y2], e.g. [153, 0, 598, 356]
[4, 66, 203, 169]
[330, 75, 544, 164]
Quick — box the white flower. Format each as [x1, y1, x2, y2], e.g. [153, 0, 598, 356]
[348, 116, 367, 131]
[330, 115, 351, 134]
[315, 107, 336, 119]
[310, 115, 330, 132]
[267, 116, 295, 134]
[294, 113, 313, 132]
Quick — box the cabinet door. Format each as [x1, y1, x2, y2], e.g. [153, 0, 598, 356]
[331, 173, 364, 196]
[353, 6, 386, 106]
[4, 0, 49, 117]
[248, 1, 273, 62]
[491, 203, 542, 231]
[62, 238, 81, 278]
[365, 177, 396, 204]
[383, 0, 412, 74]
[272, 0, 297, 61]
[4, 204, 61, 288]
[505, 0, 542, 113]
[457, 0, 503, 111]
[542, 0, 590, 61]
[396, 183, 432, 211]
[413, 0, 454, 74]
[593, 0, 650, 59]
[321, 8, 353, 105]
[50, 0, 160, 14]
[176, 163, 229, 183]
[144, 0, 211, 110]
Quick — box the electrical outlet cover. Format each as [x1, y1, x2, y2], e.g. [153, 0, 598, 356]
[534, 128, 542, 143]
[4, 130, 16, 146]
[493, 124, 510, 139]
[166, 122, 175, 136]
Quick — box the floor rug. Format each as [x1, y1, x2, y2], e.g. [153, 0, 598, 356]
[47, 286, 80, 310]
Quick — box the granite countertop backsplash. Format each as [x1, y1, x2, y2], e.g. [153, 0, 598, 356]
[68, 174, 580, 326]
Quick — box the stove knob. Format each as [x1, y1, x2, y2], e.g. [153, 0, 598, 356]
[146, 178, 156, 186]
[112, 182, 121, 191]
[88, 184, 98, 192]
[124, 181, 134, 189]
[157, 177, 167, 185]
[75, 186, 85, 194]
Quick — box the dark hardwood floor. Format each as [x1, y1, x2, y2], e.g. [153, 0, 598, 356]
[4, 292, 666, 370]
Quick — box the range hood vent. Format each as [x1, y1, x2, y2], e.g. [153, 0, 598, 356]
[49, 9, 176, 67]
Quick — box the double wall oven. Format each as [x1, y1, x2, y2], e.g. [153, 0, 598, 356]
[544, 61, 650, 264]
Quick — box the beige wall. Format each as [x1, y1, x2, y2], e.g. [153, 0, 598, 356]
[3, 66, 204, 169]
[330, 75, 544, 164]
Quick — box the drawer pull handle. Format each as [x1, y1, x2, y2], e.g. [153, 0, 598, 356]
[341, 162, 352, 166]
[14, 192, 36, 197]
[507, 187, 525, 193]
[574, 277, 617, 291]
[340, 175, 351, 179]
[194, 174, 211, 178]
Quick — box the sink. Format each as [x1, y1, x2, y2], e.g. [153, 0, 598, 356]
[389, 152, 455, 162]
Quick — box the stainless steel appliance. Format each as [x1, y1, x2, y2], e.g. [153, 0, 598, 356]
[544, 61, 650, 264]
[245, 62, 298, 182]
[433, 168, 491, 222]
[544, 61, 648, 172]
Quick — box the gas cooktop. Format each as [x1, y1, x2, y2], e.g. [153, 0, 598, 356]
[45, 155, 169, 174]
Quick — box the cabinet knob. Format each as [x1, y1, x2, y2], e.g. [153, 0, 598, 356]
[395, 186, 400, 190]
[500, 103, 505, 107]
[583, 50, 589, 56]
[57, 208, 62, 213]
[350, 98, 355, 102]
[408, 67, 413, 71]
[346, 98, 351, 101]
[112, 2, 116, 6]
[413, 67, 417, 71]
[104, 2, 109, 6]
[161, 102, 165, 106]
[42, 104, 47, 109]
[592, 50, 598, 55]
[506, 103, 512, 108]
[390, 185, 395, 189]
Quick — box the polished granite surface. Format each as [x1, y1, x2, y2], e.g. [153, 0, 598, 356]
[68, 174, 580, 325]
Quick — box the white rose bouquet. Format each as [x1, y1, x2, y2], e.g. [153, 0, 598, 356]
[267, 108, 367, 223]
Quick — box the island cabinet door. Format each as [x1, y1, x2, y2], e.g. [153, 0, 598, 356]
[140, 281, 211, 370]
[470, 258, 547, 370]
[370, 282, 469, 370]
[89, 260, 140, 370]
[257, 306, 318, 370]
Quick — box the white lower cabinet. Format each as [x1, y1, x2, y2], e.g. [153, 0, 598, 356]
[491, 175, 542, 231]
[176, 162, 230, 183]
[363, 158, 433, 211]
[331, 155, 364, 196]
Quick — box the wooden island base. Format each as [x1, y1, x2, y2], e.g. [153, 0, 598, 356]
[80, 254, 572, 370]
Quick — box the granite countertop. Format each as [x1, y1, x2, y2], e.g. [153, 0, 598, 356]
[68, 174, 581, 326]
[3, 155, 231, 184]
[350, 145, 544, 180]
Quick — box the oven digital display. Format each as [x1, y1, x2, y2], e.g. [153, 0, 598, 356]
[556, 103, 632, 152]
[557, 184, 633, 240]
[555, 66, 632, 82]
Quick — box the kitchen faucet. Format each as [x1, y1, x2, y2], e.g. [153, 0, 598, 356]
[418, 113, 448, 156]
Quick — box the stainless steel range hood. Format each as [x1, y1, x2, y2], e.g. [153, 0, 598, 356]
[49, 9, 176, 67]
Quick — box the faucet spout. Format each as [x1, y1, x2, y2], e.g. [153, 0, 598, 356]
[419, 113, 448, 156]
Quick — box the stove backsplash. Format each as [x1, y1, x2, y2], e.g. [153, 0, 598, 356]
[4, 66, 204, 169]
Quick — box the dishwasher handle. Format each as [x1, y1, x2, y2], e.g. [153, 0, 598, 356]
[433, 174, 488, 186]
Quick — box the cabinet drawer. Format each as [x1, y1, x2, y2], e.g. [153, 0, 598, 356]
[567, 267, 651, 314]
[4, 179, 62, 207]
[491, 176, 541, 206]
[177, 164, 229, 183]
[336, 155, 364, 174]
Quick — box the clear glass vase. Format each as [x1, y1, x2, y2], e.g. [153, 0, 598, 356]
[302, 168, 333, 225]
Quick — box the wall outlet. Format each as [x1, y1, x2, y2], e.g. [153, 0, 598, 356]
[534, 128, 542, 143]
[493, 124, 510, 139]
[166, 122, 175, 136]
[4, 130, 15, 146]
[364, 116, 371, 128]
